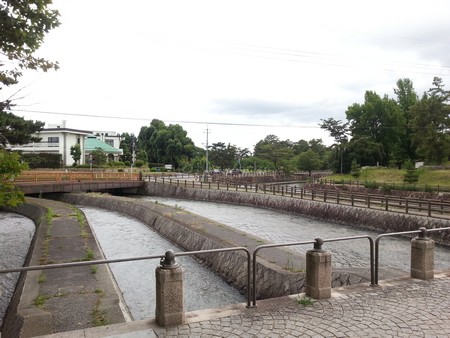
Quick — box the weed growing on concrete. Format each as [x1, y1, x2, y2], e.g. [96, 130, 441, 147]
[92, 290, 107, 326]
[296, 296, 314, 306]
[45, 208, 59, 224]
[37, 272, 47, 284]
[91, 265, 98, 274]
[84, 248, 95, 261]
[34, 294, 50, 308]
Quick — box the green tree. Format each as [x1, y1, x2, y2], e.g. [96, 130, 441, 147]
[90, 148, 107, 166]
[410, 77, 450, 164]
[253, 135, 294, 172]
[295, 149, 322, 176]
[1, 0, 59, 145]
[138, 119, 195, 169]
[345, 91, 404, 166]
[208, 142, 237, 170]
[319, 118, 349, 173]
[70, 144, 81, 166]
[394, 78, 419, 161]
[0, 149, 27, 206]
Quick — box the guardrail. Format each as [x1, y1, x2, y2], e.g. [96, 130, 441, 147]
[7, 228, 448, 311]
[151, 177, 450, 219]
[15, 171, 140, 182]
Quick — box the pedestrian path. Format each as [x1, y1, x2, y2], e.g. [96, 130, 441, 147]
[37, 272, 450, 337]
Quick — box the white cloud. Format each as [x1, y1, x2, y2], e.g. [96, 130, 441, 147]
[3, 0, 450, 150]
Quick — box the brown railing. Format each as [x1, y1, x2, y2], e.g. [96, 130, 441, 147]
[151, 177, 450, 219]
[15, 171, 140, 182]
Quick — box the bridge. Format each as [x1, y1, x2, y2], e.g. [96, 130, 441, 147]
[13, 171, 145, 194]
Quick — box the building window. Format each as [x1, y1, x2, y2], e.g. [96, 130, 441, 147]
[105, 139, 114, 147]
[48, 137, 59, 147]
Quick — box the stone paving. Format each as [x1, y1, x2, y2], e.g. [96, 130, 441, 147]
[38, 272, 450, 338]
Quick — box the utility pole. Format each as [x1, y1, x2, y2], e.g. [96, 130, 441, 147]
[204, 125, 210, 174]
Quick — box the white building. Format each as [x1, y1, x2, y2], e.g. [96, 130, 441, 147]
[8, 122, 123, 166]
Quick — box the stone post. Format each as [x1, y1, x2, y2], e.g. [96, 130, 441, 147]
[305, 238, 332, 299]
[155, 250, 184, 326]
[411, 227, 434, 280]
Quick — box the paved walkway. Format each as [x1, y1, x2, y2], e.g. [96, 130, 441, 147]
[37, 272, 450, 338]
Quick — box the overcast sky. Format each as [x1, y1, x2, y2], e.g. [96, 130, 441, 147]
[4, 0, 450, 150]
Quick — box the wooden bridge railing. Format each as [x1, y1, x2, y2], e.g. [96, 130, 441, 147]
[15, 171, 141, 182]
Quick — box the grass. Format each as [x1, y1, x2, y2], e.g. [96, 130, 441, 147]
[45, 208, 60, 224]
[296, 295, 314, 306]
[34, 294, 50, 308]
[325, 167, 450, 189]
[84, 248, 95, 261]
[91, 265, 98, 274]
[92, 289, 107, 326]
[37, 272, 47, 284]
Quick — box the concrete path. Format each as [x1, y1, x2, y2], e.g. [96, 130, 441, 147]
[36, 272, 450, 338]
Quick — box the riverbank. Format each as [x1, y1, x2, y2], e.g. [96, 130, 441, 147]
[1, 198, 126, 338]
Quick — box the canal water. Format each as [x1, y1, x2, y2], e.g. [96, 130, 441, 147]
[80, 207, 244, 321]
[138, 197, 450, 272]
[0, 212, 35, 328]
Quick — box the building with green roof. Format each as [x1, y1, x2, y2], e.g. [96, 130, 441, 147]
[84, 136, 123, 163]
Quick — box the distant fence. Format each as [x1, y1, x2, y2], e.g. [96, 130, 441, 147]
[150, 176, 450, 219]
[15, 171, 140, 182]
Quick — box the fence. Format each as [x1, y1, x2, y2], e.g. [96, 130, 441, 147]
[15, 171, 140, 182]
[151, 177, 450, 219]
[3, 227, 449, 323]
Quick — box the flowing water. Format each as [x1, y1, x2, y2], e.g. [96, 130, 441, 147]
[0, 212, 35, 327]
[138, 197, 450, 272]
[80, 207, 244, 320]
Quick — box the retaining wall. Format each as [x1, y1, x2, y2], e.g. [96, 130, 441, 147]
[141, 182, 450, 245]
[51, 193, 364, 301]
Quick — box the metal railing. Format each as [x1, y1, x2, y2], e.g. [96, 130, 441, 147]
[374, 226, 450, 285]
[2, 228, 450, 313]
[0, 246, 252, 308]
[252, 235, 374, 307]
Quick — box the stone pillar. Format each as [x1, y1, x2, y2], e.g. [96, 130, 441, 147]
[411, 228, 434, 280]
[305, 238, 332, 299]
[155, 251, 184, 326]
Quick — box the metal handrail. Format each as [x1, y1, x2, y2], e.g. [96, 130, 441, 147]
[374, 226, 450, 285]
[251, 235, 374, 307]
[0, 246, 253, 308]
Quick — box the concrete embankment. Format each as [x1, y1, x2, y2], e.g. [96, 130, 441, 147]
[51, 193, 365, 302]
[1, 198, 125, 338]
[140, 182, 450, 245]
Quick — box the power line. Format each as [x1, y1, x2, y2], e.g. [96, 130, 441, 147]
[10, 108, 322, 129]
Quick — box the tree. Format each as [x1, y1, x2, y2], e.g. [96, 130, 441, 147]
[295, 149, 322, 176]
[394, 78, 419, 161]
[208, 142, 237, 170]
[410, 77, 450, 164]
[138, 119, 195, 169]
[253, 135, 294, 172]
[319, 118, 349, 173]
[1, 1, 60, 146]
[0, 149, 27, 206]
[90, 148, 107, 166]
[70, 144, 81, 166]
[345, 91, 404, 167]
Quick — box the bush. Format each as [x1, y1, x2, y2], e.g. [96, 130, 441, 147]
[21, 153, 62, 169]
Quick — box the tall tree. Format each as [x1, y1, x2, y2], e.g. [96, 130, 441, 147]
[253, 135, 294, 171]
[208, 142, 237, 170]
[394, 78, 418, 161]
[295, 149, 322, 176]
[345, 91, 404, 166]
[410, 77, 450, 164]
[319, 118, 349, 173]
[0, 1, 59, 206]
[0, 0, 60, 146]
[138, 119, 195, 169]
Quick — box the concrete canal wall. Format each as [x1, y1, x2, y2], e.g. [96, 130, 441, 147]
[141, 182, 450, 245]
[51, 193, 365, 301]
[1, 199, 125, 337]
